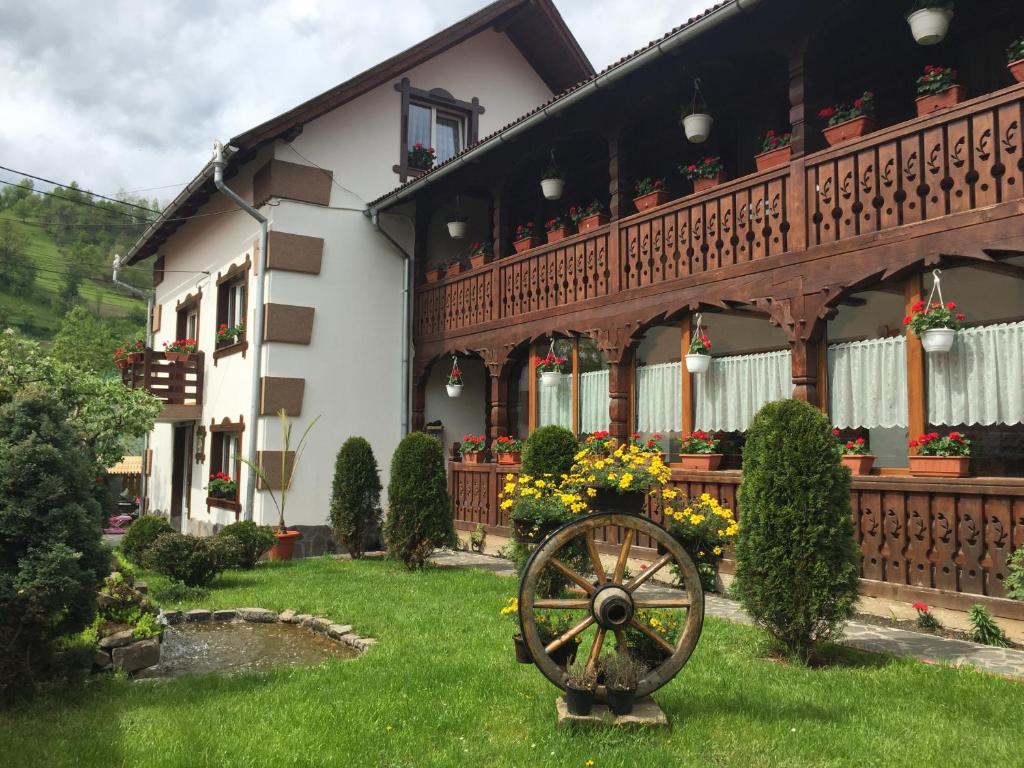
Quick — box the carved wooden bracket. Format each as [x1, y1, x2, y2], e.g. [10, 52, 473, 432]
[756, 281, 841, 342]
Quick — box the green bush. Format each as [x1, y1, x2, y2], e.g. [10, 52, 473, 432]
[1006, 548, 1024, 600]
[520, 425, 578, 478]
[0, 390, 108, 705]
[329, 436, 382, 559]
[734, 399, 859, 662]
[121, 515, 173, 565]
[142, 532, 230, 587]
[384, 432, 455, 569]
[217, 521, 276, 569]
[968, 604, 1008, 647]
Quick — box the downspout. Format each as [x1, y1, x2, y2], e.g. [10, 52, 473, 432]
[211, 141, 267, 522]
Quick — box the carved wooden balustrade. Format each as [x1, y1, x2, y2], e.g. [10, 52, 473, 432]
[121, 349, 204, 406]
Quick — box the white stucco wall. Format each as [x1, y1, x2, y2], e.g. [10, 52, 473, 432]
[424, 356, 488, 459]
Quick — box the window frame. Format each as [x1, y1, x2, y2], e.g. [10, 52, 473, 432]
[174, 289, 202, 349]
[393, 77, 484, 183]
[214, 255, 251, 362]
[208, 417, 244, 514]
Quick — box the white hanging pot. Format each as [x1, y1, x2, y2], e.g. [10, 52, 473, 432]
[920, 328, 955, 353]
[446, 383, 463, 398]
[683, 113, 714, 143]
[540, 370, 562, 388]
[541, 178, 564, 200]
[907, 8, 953, 46]
[447, 220, 468, 239]
[685, 353, 711, 374]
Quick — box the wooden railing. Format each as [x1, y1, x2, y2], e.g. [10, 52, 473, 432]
[121, 349, 204, 406]
[449, 461, 1024, 618]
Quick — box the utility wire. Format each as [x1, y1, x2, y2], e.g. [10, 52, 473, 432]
[0, 164, 162, 214]
[0, 179, 151, 220]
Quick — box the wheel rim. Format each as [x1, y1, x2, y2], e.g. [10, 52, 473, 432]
[517, 512, 705, 701]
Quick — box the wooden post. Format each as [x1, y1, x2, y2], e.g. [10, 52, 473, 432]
[528, 342, 538, 433]
[786, 45, 808, 160]
[411, 372, 426, 432]
[490, 183, 509, 260]
[905, 275, 926, 452]
[680, 317, 694, 435]
[786, 45, 808, 253]
[571, 339, 580, 436]
[790, 320, 824, 407]
[607, 347, 634, 444]
[487, 370, 510, 443]
[606, 128, 627, 221]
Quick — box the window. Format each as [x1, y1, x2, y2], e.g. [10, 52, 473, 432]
[174, 290, 201, 346]
[393, 78, 484, 182]
[215, 256, 250, 359]
[408, 102, 464, 165]
[208, 418, 243, 511]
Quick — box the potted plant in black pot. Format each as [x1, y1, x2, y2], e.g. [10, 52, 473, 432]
[568, 439, 671, 516]
[601, 653, 646, 716]
[502, 471, 576, 544]
[563, 659, 598, 716]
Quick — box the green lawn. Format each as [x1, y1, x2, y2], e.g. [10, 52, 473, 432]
[1, 557, 1019, 767]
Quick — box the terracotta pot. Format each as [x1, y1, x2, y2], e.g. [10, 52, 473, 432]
[822, 116, 876, 146]
[513, 236, 542, 254]
[579, 213, 609, 233]
[164, 351, 192, 362]
[755, 145, 791, 172]
[447, 262, 464, 276]
[115, 358, 128, 369]
[469, 253, 492, 269]
[1010, 60, 1024, 84]
[673, 453, 723, 471]
[633, 190, 669, 212]
[425, 266, 446, 283]
[841, 454, 876, 475]
[916, 85, 964, 117]
[909, 455, 969, 478]
[462, 452, 486, 464]
[268, 530, 301, 561]
[589, 488, 646, 515]
[546, 226, 573, 243]
[513, 634, 533, 664]
[693, 172, 726, 194]
[496, 451, 521, 465]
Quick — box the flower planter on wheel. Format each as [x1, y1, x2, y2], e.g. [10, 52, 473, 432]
[564, 685, 596, 716]
[606, 688, 636, 716]
[588, 488, 646, 515]
[511, 518, 559, 544]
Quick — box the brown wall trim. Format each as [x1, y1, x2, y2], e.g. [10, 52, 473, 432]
[175, 287, 202, 313]
[256, 450, 295, 491]
[153, 255, 165, 287]
[151, 303, 162, 333]
[216, 255, 252, 286]
[253, 159, 332, 208]
[266, 230, 325, 275]
[263, 303, 315, 344]
[260, 376, 305, 416]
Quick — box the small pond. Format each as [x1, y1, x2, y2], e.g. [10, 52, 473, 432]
[136, 620, 358, 680]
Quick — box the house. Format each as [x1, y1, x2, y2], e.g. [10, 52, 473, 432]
[120, 0, 593, 554]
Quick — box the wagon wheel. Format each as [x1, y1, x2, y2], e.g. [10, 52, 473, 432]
[518, 512, 704, 702]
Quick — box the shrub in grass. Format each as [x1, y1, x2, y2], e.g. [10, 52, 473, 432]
[968, 604, 1009, 647]
[329, 436, 382, 559]
[734, 398, 860, 662]
[1006, 548, 1024, 600]
[384, 432, 456, 569]
[217, 521, 276, 569]
[521, 425, 577, 478]
[143, 532, 231, 587]
[121, 515, 173, 565]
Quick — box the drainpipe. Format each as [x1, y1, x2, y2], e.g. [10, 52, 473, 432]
[212, 141, 267, 522]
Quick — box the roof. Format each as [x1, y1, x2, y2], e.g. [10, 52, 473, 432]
[124, 0, 592, 265]
[108, 456, 142, 475]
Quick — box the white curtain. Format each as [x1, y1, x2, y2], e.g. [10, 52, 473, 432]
[694, 350, 792, 432]
[929, 321, 1024, 426]
[538, 374, 572, 429]
[636, 362, 682, 433]
[435, 116, 461, 164]
[407, 104, 431, 150]
[828, 337, 908, 429]
[579, 370, 609, 434]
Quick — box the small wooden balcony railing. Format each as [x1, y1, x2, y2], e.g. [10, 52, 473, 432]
[121, 349, 204, 408]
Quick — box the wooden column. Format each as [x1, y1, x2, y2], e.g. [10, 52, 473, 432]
[528, 342, 538, 433]
[606, 128, 627, 221]
[905, 275, 926, 452]
[490, 184, 509, 260]
[790, 320, 825, 407]
[413, 201, 432, 280]
[411, 374, 426, 432]
[607, 346, 634, 444]
[571, 339, 580, 436]
[785, 45, 808, 253]
[680, 317, 694, 436]
[487, 371, 510, 443]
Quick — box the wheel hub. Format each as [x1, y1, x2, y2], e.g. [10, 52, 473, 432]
[591, 584, 634, 630]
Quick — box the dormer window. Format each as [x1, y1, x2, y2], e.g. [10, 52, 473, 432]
[408, 102, 464, 166]
[394, 77, 485, 182]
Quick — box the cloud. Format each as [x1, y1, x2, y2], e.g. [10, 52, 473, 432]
[0, 0, 711, 200]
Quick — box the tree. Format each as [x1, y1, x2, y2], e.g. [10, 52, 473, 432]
[56, 259, 83, 313]
[50, 306, 120, 376]
[734, 399, 860, 662]
[521, 425, 578, 478]
[329, 437, 382, 559]
[0, 221, 36, 294]
[385, 433, 455, 569]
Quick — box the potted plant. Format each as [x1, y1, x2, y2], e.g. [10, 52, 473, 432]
[563, 659, 597, 716]
[674, 431, 722, 471]
[447, 215, 468, 240]
[834, 429, 875, 475]
[216, 322, 244, 348]
[909, 431, 971, 477]
[447, 256, 464, 277]
[819, 91, 876, 146]
[601, 653, 645, 716]
[163, 338, 197, 362]
[207, 471, 238, 500]
[468, 241, 493, 269]
[544, 216, 573, 244]
[580, 430, 615, 457]
[114, 339, 145, 368]
[446, 363, 463, 398]
[626, 610, 682, 667]
[505, 474, 573, 543]
[907, 1, 954, 46]
[570, 441, 671, 515]
[569, 201, 608, 233]
[1008, 36, 1024, 83]
[685, 331, 713, 373]
[536, 349, 568, 387]
[541, 162, 565, 200]
[904, 298, 965, 353]
[492, 435, 523, 465]
[408, 143, 436, 171]
[662, 491, 738, 592]
[425, 263, 446, 283]
[915, 65, 963, 116]
[755, 130, 792, 172]
[512, 223, 541, 253]
[503, 597, 533, 663]
[633, 178, 669, 212]
[460, 434, 488, 464]
[681, 156, 726, 194]
[239, 409, 320, 561]
[682, 109, 714, 144]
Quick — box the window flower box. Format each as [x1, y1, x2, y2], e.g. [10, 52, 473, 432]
[820, 91, 876, 146]
[544, 216, 573, 244]
[841, 455, 876, 475]
[460, 434, 487, 463]
[908, 455, 969, 477]
[425, 265, 446, 283]
[492, 436, 523, 465]
[823, 115, 875, 146]
[468, 241, 493, 269]
[916, 84, 964, 116]
[681, 156, 726, 195]
[633, 178, 668, 212]
[672, 431, 722, 471]
[513, 236, 542, 253]
[908, 431, 971, 477]
[755, 130, 792, 171]
[569, 201, 607, 233]
[163, 338, 197, 362]
[447, 260, 465, 277]
[915, 66, 963, 116]
[1011, 37, 1024, 82]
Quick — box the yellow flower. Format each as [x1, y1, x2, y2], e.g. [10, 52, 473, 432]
[500, 499, 513, 510]
[618, 473, 633, 490]
[586, 487, 597, 497]
[503, 482, 516, 494]
[700, 492, 711, 502]
[535, 479, 547, 488]
[505, 474, 515, 481]
[586, 761, 594, 767]
[713, 546, 722, 555]
[662, 489, 677, 500]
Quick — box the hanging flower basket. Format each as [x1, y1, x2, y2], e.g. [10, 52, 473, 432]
[904, 272, 964, 354]
[907, 4, 953, 46]
[633, 178, 669, 212]
[915, 66, 964, 116]
[447, 218, 468, 239]
[685, 353, 711, 374]
[540, 371, 562, 388]
[446, 357, 463, 397]
[1009, 38, 1024, 82]
[445, 384, 463, 398]
[755, 130, 792, 172]
[541, 153, 564, 200]
[921, 328, 956, 353]
[682, 112, 713, 143]
[685, 321, 713, 373]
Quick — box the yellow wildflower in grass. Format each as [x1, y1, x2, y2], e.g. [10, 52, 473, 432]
[505, 473, 515, 482]
[500, 597, 518, 616]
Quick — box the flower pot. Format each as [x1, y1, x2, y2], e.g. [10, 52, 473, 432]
[541, 177, 564, 200]
[685, 353, 711, 374]
[268, 530, 301, 561]
[1010, 59, 1024, 84]
[446, 384, 463, 398]
[540, 370, 562, 388]
[693, 172, 726, 194]
[462, 452, 486, 464]
[907, 7, 953, 46]
[633, 190, 669, 212]
[470, 253, 492, 269]
[496, 451, 521, 465]
[447, 262, 464, 277]
[674, 453, 723, 471]
[513, 634, 533, 664]
[425, 266, 446, 283]
[683, 112, 714, 143]
[920, 327, 956, 353]
[822, 116, 876, 146]
[511, 518, 559, 544]
[164, 351, 192, 362]
[755, 145, 791, 172]
[589, 488, 646, 515]
[606, 688, 636, 716]
[546, 226, 572, 244]
[841, 454, 876, 475]
[447, 220, 468, 239]
[909, 455, 969, 478]
[513, 236, 542, 254]
[564, 686, 596, 716]
[916, 85, 964, 117]
[548, 642, 577, 669]
[579, 213, 608, 233]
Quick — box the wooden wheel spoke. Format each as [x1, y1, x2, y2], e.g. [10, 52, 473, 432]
[533, 599, 590, 609]
[585, 532, 606, 584]
[612, 529, 634, 583]
[629, 617, 674, 656]
[548, 558, 596, 595]
[613, 629, 628, 653]
[545, 615, 595, 654]
[626, 553, 673, 592]
[634, 597, 691, 609]
[586, 627, 606, 672]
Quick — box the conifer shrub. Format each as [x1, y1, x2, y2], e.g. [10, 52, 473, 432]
[734, 398, 859, 662]
[384, 432, 455, 569]
[329, 436, 382, 559]
[121, 515, 173, 565]
[143, 532, 231, 587]
[521, 425, 578, 478]
[217, 521, 276, 569]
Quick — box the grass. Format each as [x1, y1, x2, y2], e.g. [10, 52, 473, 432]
[2, 557, 1020, 767]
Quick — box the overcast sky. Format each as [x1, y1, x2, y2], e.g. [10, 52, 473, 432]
[0, 0, 710, 203]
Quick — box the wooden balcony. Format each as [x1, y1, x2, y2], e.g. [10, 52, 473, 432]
[121, 349, 204, 422]
[416, 83, 1024, 343]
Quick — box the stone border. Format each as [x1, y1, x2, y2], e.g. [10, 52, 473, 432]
[160, 606, 377, 653]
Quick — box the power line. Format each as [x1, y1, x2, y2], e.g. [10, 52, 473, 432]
[0, 178, 151, 221]
[0, 164, 162, 214]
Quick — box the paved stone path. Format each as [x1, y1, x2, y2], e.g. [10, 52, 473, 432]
[431, 549, 1024, 680]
